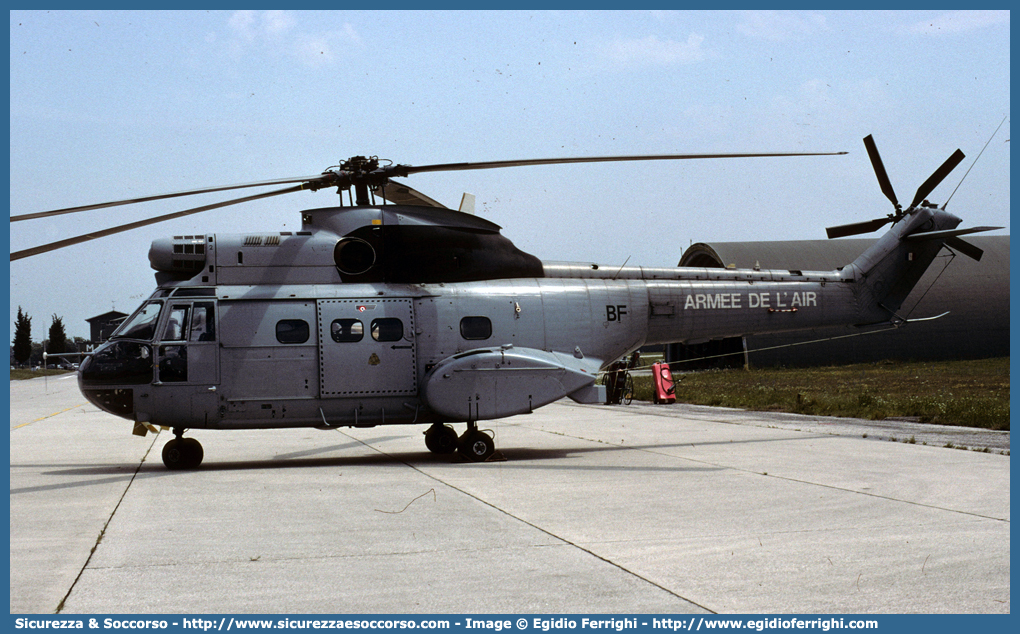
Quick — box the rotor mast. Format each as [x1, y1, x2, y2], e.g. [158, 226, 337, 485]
[340, 156, 380, 206]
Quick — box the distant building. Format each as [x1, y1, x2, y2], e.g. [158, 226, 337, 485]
[86, 311, 128, 345]
[667, 235, 1009, 369]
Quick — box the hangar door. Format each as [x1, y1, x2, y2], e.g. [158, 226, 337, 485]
[317, 298, 417, 397]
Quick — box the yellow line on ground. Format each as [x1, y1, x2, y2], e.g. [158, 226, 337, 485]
[13, 404, 89, 429]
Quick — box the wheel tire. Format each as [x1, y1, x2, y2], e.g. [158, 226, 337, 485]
[162, 438, 186, 470]
[424, 424, 459, 454]
[181, 437, 204, 469]
[623, 375, 634, 405]
[457, 429, 495, 462]
[162, 437, 204, 470]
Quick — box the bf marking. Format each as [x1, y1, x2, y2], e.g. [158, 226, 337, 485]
[606, 305, 627, 321]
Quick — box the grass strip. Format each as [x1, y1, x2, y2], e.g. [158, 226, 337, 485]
[633, 357, 1009, 431]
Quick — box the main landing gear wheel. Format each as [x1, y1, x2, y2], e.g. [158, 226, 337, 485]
[162, 434, 204, 470]
[458, 427, 496, 462]
[424, 424, 459, 454]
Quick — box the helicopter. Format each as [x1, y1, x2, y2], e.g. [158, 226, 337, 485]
[10, 137, 1000, 469]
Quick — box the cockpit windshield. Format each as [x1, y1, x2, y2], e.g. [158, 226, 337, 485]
[110, 301, 164, 340]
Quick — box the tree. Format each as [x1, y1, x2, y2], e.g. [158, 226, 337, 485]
[30, 342, 44, 367]
[13, 307, 32, 366]
[46, 315, 67, 359]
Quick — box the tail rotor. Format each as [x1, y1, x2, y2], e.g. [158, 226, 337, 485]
[827, 135, 999, 261]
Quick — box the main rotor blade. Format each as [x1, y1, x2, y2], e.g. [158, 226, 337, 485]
[395, 151, 848, 176]
[11, 184, 304, 261]
[910, 149, 966, 209]
[11, 174, 330, 222]
[863, 135, 899, 209]
[825, 217, 893, 239]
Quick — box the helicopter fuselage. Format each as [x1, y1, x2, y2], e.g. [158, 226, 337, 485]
[79, 254, 882, 432]
[75, 200, 965, 466]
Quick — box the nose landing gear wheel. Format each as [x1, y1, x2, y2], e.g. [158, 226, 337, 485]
[424, 424, 459, 454]
[162, 436, 204, 470]
[458, 428, 495, 462]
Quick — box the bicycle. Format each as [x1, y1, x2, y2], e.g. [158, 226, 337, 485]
[603, 356, 636, 405]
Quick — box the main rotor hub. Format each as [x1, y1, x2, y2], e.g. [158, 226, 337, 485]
[341, 156, 381, 175]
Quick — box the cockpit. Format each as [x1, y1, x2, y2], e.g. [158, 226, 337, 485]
[79, 301, 162, 388]
[78, 289, 220, 420]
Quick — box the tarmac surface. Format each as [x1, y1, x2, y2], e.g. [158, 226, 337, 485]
[10, 374, 1010, 615]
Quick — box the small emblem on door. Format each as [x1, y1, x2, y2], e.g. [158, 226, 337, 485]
[368, 353, 381, 365]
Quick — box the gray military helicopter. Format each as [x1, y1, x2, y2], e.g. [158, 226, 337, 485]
[11, 137, 999, 468]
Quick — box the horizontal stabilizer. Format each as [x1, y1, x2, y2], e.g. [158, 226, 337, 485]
[903, 225, 1003, 242]
[904, 226, 1001, 261]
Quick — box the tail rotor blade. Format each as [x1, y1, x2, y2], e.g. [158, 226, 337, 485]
[830, 136, 973, 242]
[945, 236, 984, 261]
[910, 149, 965, 209]
[863, 135, 899, 210]
[826, 217, 892, 239]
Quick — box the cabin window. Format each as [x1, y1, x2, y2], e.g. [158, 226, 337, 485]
[371, 318, 403, 342]
[276, 319, 310, 344]
[460, 316, 492, 340]
[330, 319, 364, 343]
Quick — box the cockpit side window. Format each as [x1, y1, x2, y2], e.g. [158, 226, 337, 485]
[161, 306, 190, 341]
[189, 303, 216, 342]
[111, 301, 164, 340]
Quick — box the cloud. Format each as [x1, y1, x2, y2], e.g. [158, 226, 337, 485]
[736, 11, 828, 42]
[262, 11, 297, 38]
[293, 34, 336, 68]
[604, 34, 706, 67]
[766, 77, 893, 135]
[907, 10, 1009, 35]
[227, 10, 295, 41]
[222, 10, 360, 67]
[227, 10, 258, 43]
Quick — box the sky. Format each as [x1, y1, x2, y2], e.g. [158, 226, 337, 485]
[8, 9, 1011, 342]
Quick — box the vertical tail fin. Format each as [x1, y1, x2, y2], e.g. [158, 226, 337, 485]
[830, 135, 974, 319]
[844, 207, 977, 317]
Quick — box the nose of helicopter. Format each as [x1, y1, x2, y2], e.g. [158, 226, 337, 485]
[77, 340, 154, 419]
